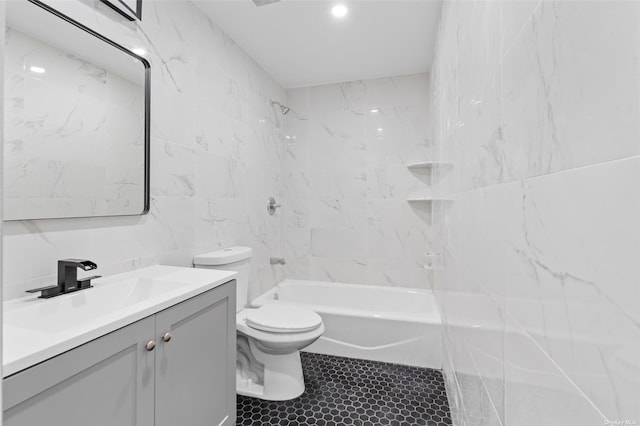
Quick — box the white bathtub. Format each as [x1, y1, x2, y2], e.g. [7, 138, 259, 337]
[251, 279, 442, 369]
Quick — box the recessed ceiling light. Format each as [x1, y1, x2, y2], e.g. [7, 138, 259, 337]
[331, 4, 348, 18]
[370, 108, 379, 113]
[29, 66, 46, 74]
[377, 128, 383, 132]
[132, 48, 146, 56]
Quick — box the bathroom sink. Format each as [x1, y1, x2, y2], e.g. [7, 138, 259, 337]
[3, 265, 237, 377]
[8, 278, 185, 332]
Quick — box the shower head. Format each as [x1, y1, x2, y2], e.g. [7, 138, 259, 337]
[271, 101, 290, 115]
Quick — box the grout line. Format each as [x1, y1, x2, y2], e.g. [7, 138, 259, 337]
[501, 0, 543, 60]
[504, 310, 610, 422]
[446, 154, 640, 197]
[461, 339, 505, 426]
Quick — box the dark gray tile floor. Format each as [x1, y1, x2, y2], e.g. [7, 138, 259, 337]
[236, 352, 452, 426]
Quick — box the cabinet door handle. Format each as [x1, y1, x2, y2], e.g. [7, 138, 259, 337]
[146, 340, 156, 351]
[162, 332, 172, 343]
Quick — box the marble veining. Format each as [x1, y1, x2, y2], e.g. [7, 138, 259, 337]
[284, 73, 434, 289]
[3, 0, 287, 305]
[431, 0, 640, 425]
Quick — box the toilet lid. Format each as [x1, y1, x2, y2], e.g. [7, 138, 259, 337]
[245, 304, 322, 333]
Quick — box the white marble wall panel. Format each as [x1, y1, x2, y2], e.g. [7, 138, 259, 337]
[369, 166, 430, 200]
[3, 0, 286, 302]
[284, 196, 310, 229]
[309, 256, 370, 285]
[432, 0, 640, 425]
[365, 258, 431, 289]
[366, 200, 431, 263]
[152, 140, 195, 198]
[501, 1, 640, 180]
[193, 197, 247, 250]
[284, 73, 434, 289]
[366, 135, 431, 169]
[502, 158, 640, 420]
[311, 229, 367, 259]
[504, 316, 606, 426]
[283, 227, 311, 259]
[310, 169, 367, 230]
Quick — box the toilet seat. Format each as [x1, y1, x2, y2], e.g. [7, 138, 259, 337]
[244, 304, 322, 334]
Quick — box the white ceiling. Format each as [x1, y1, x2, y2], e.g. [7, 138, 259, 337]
[192, 0, 443, 88]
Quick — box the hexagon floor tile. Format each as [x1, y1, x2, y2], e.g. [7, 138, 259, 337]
[236, 352, 452, 426]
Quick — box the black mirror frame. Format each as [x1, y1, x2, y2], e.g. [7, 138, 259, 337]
[98, 0, 142, 22]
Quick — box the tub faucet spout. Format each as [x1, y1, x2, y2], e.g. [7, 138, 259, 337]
[270, 257, 286, 265]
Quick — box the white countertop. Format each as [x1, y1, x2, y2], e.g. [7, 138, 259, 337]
[3, 265, 237, 377]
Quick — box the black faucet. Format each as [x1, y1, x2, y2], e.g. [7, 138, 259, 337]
[27, 259, 101, 299]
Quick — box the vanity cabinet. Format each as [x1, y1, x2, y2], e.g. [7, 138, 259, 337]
[4, 316, 156, 426]
[154, 282, 235, 426]
[3, 281, 236, 426]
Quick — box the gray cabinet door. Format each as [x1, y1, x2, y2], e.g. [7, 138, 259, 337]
[3, 316, 156, 426]
[154, 282, 236, 426]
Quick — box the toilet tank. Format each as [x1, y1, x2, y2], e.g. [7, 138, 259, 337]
[193, 246, 252, 313]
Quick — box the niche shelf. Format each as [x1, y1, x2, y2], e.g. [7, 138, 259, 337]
[406, 161, 453, 171]
[405, 160, 454, 204]
[406, 194, 454, 203]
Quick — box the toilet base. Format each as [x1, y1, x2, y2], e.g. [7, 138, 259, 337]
[236, 340, 305, 401]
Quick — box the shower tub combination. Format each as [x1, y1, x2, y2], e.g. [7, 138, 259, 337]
[251, 280, 442, 369]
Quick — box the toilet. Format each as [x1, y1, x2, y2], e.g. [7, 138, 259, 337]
[193, 246, 324, 401]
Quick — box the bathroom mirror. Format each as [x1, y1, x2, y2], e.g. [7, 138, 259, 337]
[99, 0, 143, 21]
[3, 0, 150, 221]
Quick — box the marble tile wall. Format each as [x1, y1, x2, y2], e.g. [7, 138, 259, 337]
[284, 74, 435, 289]
[431, 1, 640, 425]
[2, 0, 286, 302]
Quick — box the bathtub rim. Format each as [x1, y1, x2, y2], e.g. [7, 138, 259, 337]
[250, 279, 441, 325]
